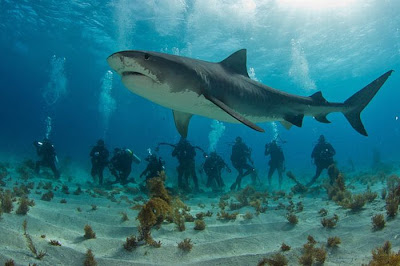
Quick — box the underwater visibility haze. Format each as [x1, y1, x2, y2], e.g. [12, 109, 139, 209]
[1, 0, 400, 265]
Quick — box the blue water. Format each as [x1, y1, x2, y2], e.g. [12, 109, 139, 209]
[1, 0, 399, 181]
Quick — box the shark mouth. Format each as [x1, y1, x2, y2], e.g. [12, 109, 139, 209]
[122, 71, 146, 77]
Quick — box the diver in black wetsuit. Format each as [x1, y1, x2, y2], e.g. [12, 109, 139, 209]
[33, 138, 60, 179]
[172, 138, 199, 192]
[109, 148, 140, 185]
[265, 140, 285, 188]
[307, 135, 336, 187]
[230, 136, 255, 191]
[140, 154, 165, 181]
[203, 151, 231, 192]
[89, 139, 109, 185]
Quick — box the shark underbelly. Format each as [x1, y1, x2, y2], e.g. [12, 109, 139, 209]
[157, 89, 282, 123]
[122, 74, 340, 125]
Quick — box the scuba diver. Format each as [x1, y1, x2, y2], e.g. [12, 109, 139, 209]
[265, 139, 285, 189]
[230, 136, 256, 191]
[307, 135, 336, 187]
[203, 151, 231, 192]
[33, 138, 60, 179]
[172, 138, 198, 192]
[108, 148, 141, 185]
[140, 153, 165, 181]
[89, 139, 109, 185]
[157, 138, 206, 192]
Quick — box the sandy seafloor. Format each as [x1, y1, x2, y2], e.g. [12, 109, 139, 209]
[1, 158, 400, 266]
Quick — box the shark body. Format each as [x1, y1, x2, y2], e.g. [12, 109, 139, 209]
[107, 49, 393, 137]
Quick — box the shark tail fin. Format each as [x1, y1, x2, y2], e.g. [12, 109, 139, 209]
[343, 70, 393, 136]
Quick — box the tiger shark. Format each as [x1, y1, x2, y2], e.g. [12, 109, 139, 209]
[107, 49, 393, 137]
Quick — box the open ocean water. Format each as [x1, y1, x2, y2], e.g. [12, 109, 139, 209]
[1, 1, 400, 265]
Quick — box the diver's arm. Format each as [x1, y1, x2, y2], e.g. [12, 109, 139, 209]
[194, 146, 207, 157]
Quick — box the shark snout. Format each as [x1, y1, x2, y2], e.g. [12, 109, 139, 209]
[107, 54, 139, 78]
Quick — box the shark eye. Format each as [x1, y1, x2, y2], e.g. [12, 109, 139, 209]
[144, 53, 150, 60]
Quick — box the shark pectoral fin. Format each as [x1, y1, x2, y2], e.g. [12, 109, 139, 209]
[284, 114, 304, 127]
[172, 110, 193, 138]
[204, 94, 264, 133]
[280, 121, 293, 130]
[314, 114, 331, 124]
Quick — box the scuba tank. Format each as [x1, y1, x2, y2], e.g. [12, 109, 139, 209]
[125, 149, 141, 164]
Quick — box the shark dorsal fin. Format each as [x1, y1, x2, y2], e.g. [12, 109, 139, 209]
[219, 49, 249, 77]
[309, 91, 327, 103]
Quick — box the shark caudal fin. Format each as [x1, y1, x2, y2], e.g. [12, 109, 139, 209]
[343, 70, 393, 136]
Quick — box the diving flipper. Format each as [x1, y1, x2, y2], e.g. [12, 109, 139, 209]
[204, 94, 264, 132]
[172, 110, 193, 138]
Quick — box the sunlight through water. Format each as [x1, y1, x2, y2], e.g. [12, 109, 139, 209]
[278, 0, 357, 11]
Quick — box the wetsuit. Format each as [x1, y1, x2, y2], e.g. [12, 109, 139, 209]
[307, 140, 336, 186]
[172, 139, 199, 191]
[90, 143, 109, 185]
[109, 149, 134, 185]
[265, 141, 285, 188]
[204, 152, 230, 192]
[230, 139, 255, 191]
[140, 155, 164, 180]
[34, 139, 60, 179]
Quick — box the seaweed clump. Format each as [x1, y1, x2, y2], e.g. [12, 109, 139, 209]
[22, 220, 46, 260]
[286, 213, 298, 225]
[136, 172, 173, 247]
[229, 186, 268, 214]
[321, 214, 339, 228]
[318, 208, 328, 216]
[16, 197, 32, 215]
[194, 219, 206, 230]
[281, 243, 291, 251]
[324, 165, 376, 212]
[41, 191, 54, 201]
[372, 214, 386, 231]
[1, 190, 14, 213]
[327, 236, 341, 248]
[49, 240, 62, 246]
[123, 235, 139, 251]
[368, 241, 400, 266]
[84, 249, 97, 266]
[84, 224, 96, 239]
[258, 253, 288, 266]
[217, 210, 239, 221]
[324, 165, 349, 202]
[339, 193, 367, 211]
[243, 211, 254, 220]
[298, 235, 327, 265]
[178, 238, 193, 252]
[385, 192, 399, 218]
[120, 212, 129, 222]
